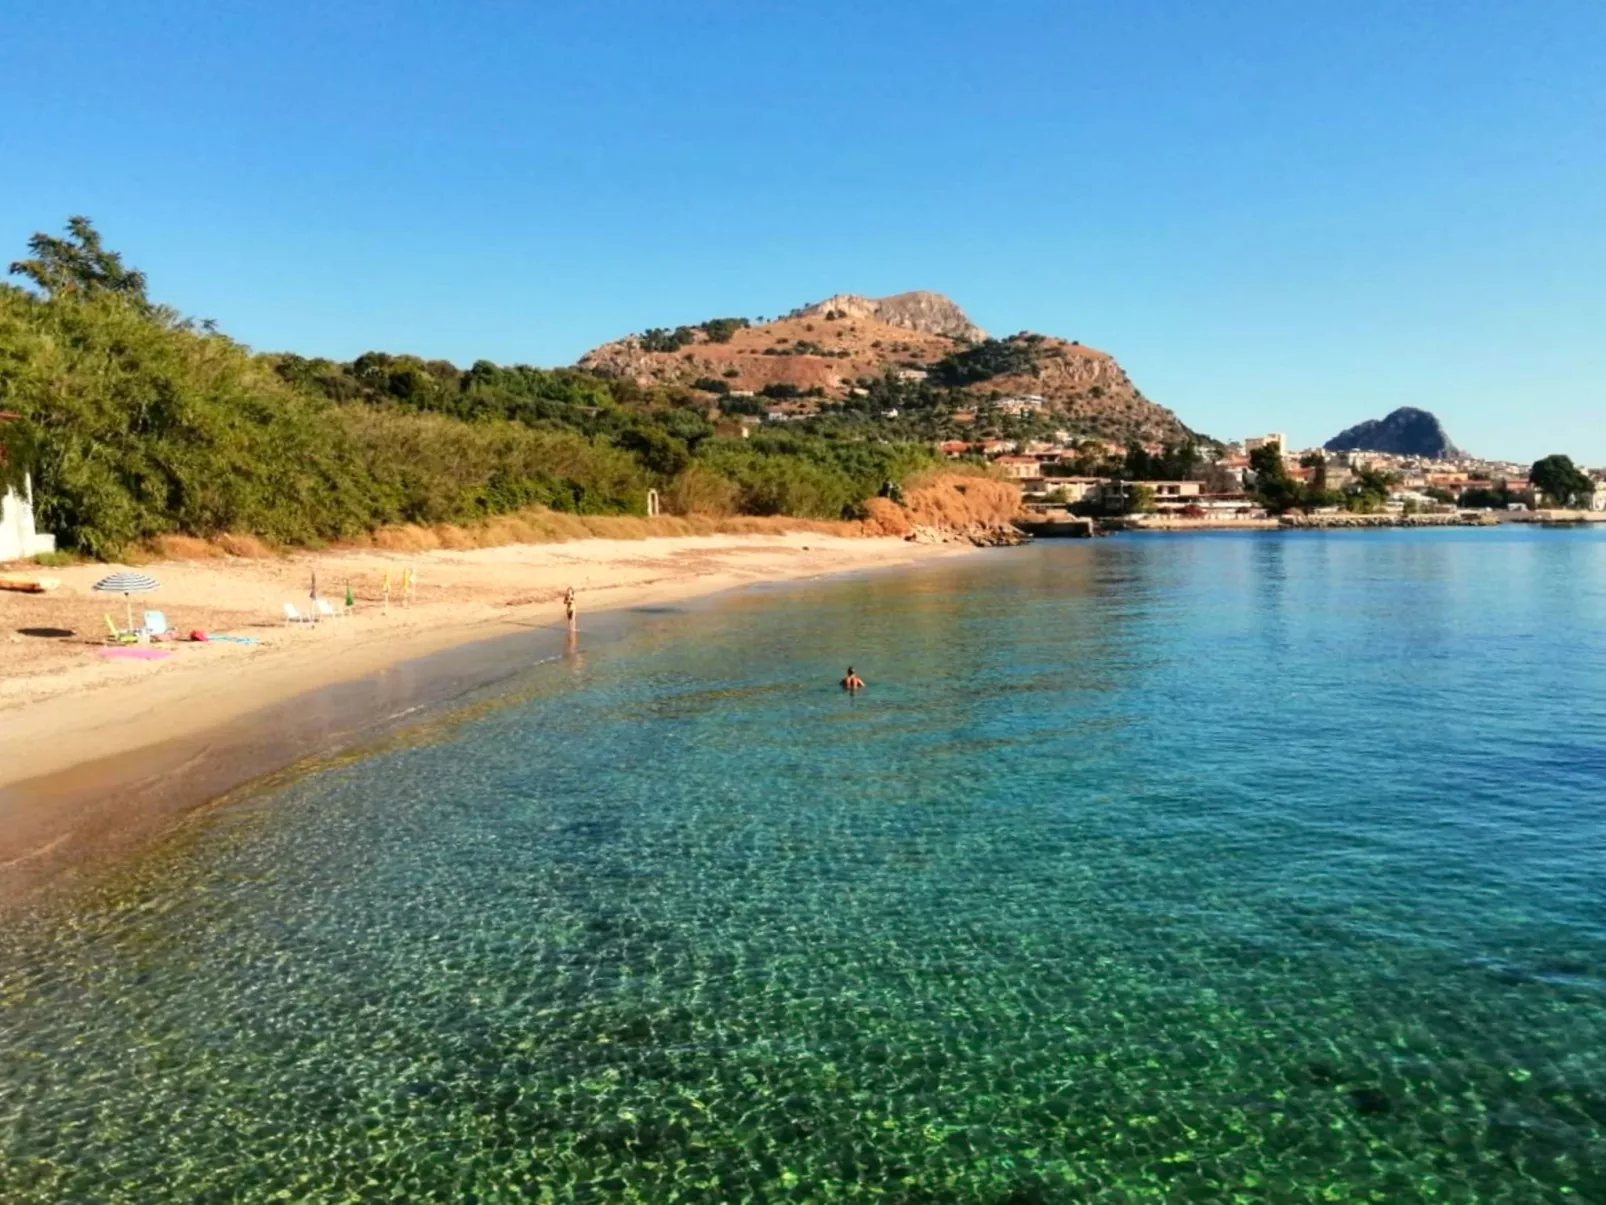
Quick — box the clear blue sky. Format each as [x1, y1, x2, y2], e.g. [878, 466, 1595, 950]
[3, 1, 1602, 460]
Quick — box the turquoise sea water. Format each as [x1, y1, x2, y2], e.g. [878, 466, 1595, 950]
[2, 529, 1606, 1202]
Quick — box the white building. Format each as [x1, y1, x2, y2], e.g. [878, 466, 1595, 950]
[995, 394, 1046, 416]
[0, 474, 55, 562]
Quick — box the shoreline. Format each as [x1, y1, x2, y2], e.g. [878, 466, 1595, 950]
[0, 532, 979, 905]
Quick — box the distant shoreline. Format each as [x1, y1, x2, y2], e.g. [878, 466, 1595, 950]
[1097, 511, 1606, 533]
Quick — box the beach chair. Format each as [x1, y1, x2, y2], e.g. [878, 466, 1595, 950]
[142, 610, 173, 639]
[314, 598, 344, 621]
[282, 602, 317, 626]
[103, 614, 139, 645]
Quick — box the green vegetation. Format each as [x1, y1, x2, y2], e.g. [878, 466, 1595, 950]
[1246, 444, 1307, 514]
[638, 317, 750, 350]
[1124, 483, 1156, 515]
[0, 412, 39, 493]
[928, 337, 1040, 387]
[1122, 441, 1201, 482]
[0, 218, 939, 557]
[1459, 483, 1522, 509]
[639, 326, 697, 353]
[697, 317, 749, 343]
[1245, 443, 1415, 515]
[1529, 454, 1593, 508]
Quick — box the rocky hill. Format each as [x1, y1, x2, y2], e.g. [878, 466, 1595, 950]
[576, 292, 1197, 445]
[1325, 407, 1461, 458]
[787, 291, 987, 341]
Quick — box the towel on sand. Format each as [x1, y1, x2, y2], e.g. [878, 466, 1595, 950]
[98, 647, 171, 660]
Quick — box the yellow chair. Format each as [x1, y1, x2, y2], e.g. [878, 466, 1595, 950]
[104, 614, 139, 645]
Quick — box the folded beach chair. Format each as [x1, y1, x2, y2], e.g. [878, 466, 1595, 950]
[142, 610, 173, 639]
[282, 602, 317, 626]
[103, 614, 139, 645]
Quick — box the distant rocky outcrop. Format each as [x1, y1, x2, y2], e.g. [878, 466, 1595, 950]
[787, 291, 987, 342]
[1325, 407, 1461, 458]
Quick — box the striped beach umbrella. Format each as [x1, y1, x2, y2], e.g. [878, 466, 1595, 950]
[93, 570, 160, 630]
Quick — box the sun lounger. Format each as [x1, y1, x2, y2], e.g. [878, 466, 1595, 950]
[282, 602, 317, 626]
[142, 610, 173, 639]
[104, 614, 139, 645]
[313, 598, 347, 620]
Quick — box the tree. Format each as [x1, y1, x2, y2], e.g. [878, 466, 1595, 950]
[9, 216, 148, 303]
[0, 413, 39, 493]
[1299, 450, 1328, 491]
[1529, 454, 1593, 508]
[1344, 466, 1395, 513]
[1124, 483, 1156, 514]
[698, 317, 748, 343]
[1459, 484, 1512, 509]
[1248, 442, 1305, 513]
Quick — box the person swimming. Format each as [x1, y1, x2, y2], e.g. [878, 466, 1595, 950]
[841, 666, 865, 691]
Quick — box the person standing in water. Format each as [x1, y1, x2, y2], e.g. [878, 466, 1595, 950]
[841, 666, 865, 692]
[564, 586, 577, 629]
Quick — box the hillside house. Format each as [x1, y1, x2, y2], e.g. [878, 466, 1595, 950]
[1150, 480, 1202, 502]
[1040, 477, 1104, 505]
[995, 394, 1045, 416]
[1101, 479, 1202, 513]
[995, 456, 1043, 481]
[1244, 433, 1288, 453]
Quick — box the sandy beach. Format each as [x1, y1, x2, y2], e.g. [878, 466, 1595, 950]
[0, 531, 975, 899]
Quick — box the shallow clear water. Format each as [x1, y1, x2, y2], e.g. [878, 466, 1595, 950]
[2, 529, 1606, 1202]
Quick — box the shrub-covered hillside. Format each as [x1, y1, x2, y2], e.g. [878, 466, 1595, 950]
[0, 219, 935, 558]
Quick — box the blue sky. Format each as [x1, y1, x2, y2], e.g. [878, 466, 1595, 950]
[2, 1, 1602, 460]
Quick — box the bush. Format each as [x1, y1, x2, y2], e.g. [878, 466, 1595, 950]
[639, 326, 696, 353]
[698, 317, 748, 343]
[0, 287, 383, 556]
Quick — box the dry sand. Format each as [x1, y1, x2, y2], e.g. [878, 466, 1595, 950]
[0, 532, 970, 789]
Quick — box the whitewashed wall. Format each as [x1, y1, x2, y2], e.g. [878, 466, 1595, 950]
[0, 475, 55, 562]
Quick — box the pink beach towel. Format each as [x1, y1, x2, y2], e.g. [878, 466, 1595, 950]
[98, 647, 172, 660]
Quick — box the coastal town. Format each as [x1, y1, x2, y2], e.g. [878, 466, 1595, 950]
[927, 427, 1606, 526]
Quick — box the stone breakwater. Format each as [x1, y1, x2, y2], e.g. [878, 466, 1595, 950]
[1279, 513, 1497, 529]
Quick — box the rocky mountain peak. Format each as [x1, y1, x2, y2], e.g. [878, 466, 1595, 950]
[1324, 407, 1462, 459]
[789, 291, 986, 342]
